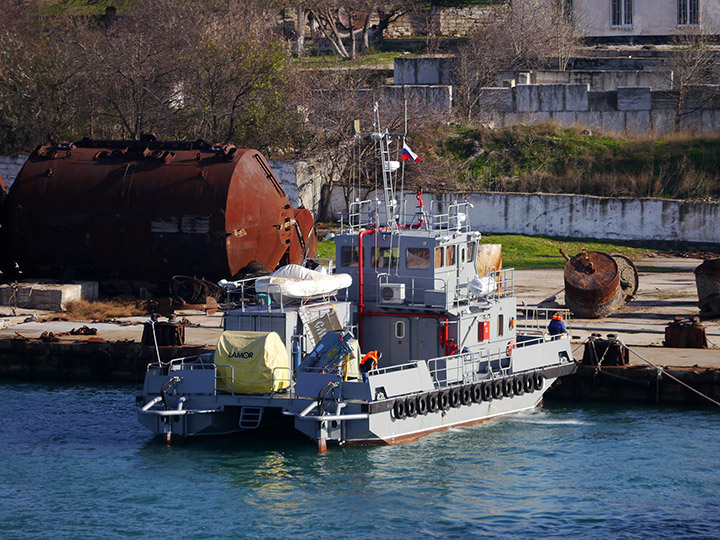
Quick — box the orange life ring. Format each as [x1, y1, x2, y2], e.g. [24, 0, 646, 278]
[506, 340, 516, 356]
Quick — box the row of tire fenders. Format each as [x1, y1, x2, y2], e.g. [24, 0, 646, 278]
[391, 371, 545, 420]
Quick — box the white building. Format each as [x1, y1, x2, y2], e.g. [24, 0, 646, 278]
[527, 0, 720, 40]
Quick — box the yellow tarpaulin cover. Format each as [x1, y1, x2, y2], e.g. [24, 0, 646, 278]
[214, 331, 290, 394]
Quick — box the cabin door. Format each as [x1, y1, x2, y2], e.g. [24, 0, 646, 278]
[389, 317, 410, 365]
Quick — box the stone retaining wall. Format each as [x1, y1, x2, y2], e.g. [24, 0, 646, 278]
[323, 189, 720, 245]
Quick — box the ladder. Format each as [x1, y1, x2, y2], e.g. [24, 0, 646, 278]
[238, 406, 264, 429]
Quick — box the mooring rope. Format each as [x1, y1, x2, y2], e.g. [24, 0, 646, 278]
[617, 339, 720, 409]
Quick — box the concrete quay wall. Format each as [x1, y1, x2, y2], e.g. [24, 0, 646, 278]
[325, 189, 720, 245]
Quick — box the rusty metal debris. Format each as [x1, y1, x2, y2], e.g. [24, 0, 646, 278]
[70, 325, 97, 336]
[694, 258, 720, 316]
[1, 139, 317, 284]
[560, 249, 638, 319]
[664, 316, 708, 348]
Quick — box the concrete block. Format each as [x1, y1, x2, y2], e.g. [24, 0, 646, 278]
[552, 111, 576, 126]
[617, 87, 651, 111]
[565, 84, 589, 111]
[625, 111, 650, 134]
[416, 58, 443, 85]
[527, 111, 551, 124]
[515, 85, 540, 112]
[702, 109, 720, 133]
[394, 58, 415, 85]
[602, 111, 626, 133]
[0, 281, 98, 311]
[651, 110, 675, 134]
[574, 111, 592, 128]
[405, 85, 453, 113]
[477, 88, 513, 112]
[539, 84, 565, 112]
[517, 72, 531, 85]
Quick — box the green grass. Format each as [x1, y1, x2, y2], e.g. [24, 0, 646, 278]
[41, 0, 134, 16]
[314, 233, 653, 270]
[294, 51, 402, 68]
[444, 124, 720, 200]
[479, 234, 649, 270]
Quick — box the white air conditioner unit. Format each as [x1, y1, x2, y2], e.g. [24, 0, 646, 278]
[380, 283, 406, 304]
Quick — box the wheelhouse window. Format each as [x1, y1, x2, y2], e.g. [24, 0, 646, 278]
[678, 0, 699, 25]
[372, 247, 399, 268]
[340, 246, 359, 267]
[498, 314, 504, 337]
[611, 0, 633, 27]
[406, 247, 430, 269]
[466, 241, 475, 263]
[435, 247, 444, 268]
[446, 245, 455, 266]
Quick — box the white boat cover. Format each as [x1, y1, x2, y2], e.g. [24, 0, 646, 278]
[469, 276, 496, 296]
[255, 264, 352, 302]
[214, 331, 289, 394]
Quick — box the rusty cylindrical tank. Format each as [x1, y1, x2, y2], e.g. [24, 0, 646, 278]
[694, 258, 720, 316]
[0, 138, 316, 282]
[563, 250, 637, 319]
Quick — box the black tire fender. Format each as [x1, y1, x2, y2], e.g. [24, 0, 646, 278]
[439, 391, 450, 411]
[513, 376, 524, 396]
[502, 378, 513, 397]
[428, 392, 439, 412]
[524, 374, 535, 393]
[482, 382, 493, 401]
[471, 383, 483, 403]
[393, 399, 406, 419]
[416, 394, 428, 415]
[450, 388, 461, 408]
[406, 396, 417, 417]
[534, 372, 544, 391]
[461, 385, 472, 405]
[492, 380, 502, 399]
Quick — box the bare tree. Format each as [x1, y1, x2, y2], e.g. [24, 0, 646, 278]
[453, 0, 580, 123]
[665, 29, 720, 131]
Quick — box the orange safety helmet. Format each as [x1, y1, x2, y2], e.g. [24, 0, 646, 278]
[552, 313, 564, 321]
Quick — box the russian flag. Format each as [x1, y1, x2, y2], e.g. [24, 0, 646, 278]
[402, 143, 420, 162]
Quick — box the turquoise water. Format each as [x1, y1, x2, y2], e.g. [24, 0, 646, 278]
[1, 383, 719, 540]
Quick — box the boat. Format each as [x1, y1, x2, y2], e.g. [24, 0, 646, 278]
[137, 105, 576, 448]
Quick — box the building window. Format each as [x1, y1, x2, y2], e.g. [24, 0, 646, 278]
[678, 0, 699, 25]
[372, 247, 398, 268]
[446, 245, 455, 266]
[611, 0, 633, 27]
[435, 247, 444, 268]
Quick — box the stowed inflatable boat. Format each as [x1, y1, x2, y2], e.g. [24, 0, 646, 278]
[137, 107, 576, 447]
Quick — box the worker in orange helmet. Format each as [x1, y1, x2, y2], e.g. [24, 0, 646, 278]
[548, 313, 567, 336]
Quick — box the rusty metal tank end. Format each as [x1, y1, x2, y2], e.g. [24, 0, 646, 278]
[0, 139, 316, 285]
[562, 249, 637, 319]
[694, 258, 720, 316]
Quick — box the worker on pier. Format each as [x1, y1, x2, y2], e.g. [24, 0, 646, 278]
[548, 313, 567, 336]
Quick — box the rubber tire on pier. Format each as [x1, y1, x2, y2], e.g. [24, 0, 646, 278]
[393, 399, 407, 419]
[450, 388, 461, 408]
[492, 380, 502, 399]
[428, 392, 439, 412]
[439, 391, 450, 411]
[471, 383, 483, 403]
[513, 376, 525, 396]
[416, 394, 428, 415]
[533, 372, 544, 391]
[406, 396, 418, 417]
[524, 374, 535, 393]
[461, 385, 472, 405]
[502, 378, 514, 397]
[482, 382, 493, 402]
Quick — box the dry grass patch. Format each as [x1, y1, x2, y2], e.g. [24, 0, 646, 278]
[60, 299, 150, 321]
